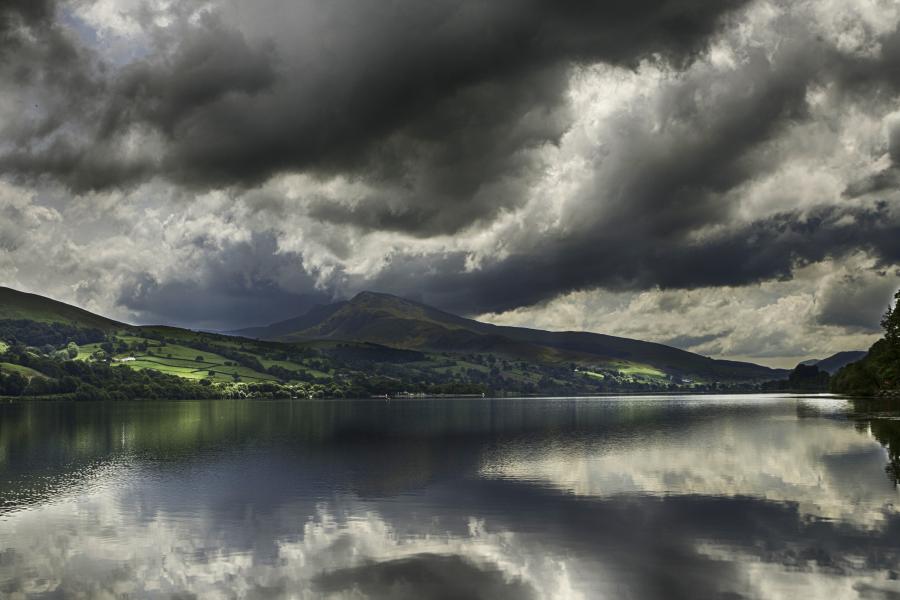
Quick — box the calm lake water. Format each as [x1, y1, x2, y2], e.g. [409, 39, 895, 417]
[1, 395, 899, 599]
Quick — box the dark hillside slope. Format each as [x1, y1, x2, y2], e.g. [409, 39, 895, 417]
[802, 351, 867, 374]
[0, 287, 124, 330]
[232, 302, 348, 339]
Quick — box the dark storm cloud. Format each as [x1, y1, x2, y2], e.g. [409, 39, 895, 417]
[0, 0, 117, 190]
[100, 18, 278, 140]
[352, 30, 842, 313]
[115, 233, 332, 329]
[833, 23, 900, 95]
[815, 269, 900, 331]
[0, 0, 93, 103]
[837, 24, 900, 198]
[303, 65, 571, 235]
[369, 203, 900, 315]
[123, 0, 753, 192]
[1, 0, 750, 231]
[843, 108, 900, 198]
[357, 18, 900, 316]
[0, 0, 55, 49]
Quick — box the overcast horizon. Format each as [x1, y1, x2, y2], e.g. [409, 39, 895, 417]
[2, 0, 900, 367]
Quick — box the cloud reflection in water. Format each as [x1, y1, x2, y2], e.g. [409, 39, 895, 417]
[0, 396, 898, 599]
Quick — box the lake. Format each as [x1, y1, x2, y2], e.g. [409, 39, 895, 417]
[1, 395, 899, 599]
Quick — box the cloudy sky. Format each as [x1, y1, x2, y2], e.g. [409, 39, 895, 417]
[1, 0, 899, 367]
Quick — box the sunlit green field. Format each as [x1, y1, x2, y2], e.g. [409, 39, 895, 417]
[111, 336, 281, 382]
[0, 362, 49, 379]
[616, 363, 667, 378]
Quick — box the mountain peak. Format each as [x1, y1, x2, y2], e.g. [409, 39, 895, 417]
[350, 290, 424, 305]
[348, 291, 429, 313]
[231, 289, 783, 382]
[350, 290, 397, 302]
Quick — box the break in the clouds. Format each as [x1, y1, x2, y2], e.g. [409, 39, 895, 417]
[1, 0, 900, 365]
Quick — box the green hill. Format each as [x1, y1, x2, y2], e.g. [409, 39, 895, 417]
[0, 362, 49, 380]
[234, 291, 786, 383]
[0, 287, 124, 330]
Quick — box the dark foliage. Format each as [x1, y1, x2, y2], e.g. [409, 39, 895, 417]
[831, 339, 899, 395]
[0, 319, 107, 347]
[882, 290, 900, 347]
[0, 350, 221, 400]
[326, 343, 425, 364]
[787, 364, 830, 391]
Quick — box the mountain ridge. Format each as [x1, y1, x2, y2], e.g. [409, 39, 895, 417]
[800, 350, 867, 374]
[233, 291, 789, 382]
[0, 286, 801, 382]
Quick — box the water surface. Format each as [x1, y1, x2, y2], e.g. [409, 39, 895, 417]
[1, 395, 899, 599]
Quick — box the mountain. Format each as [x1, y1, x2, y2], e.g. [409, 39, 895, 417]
[800, 351, 867, 374]
[0, 287, 124, 330]
[0, 286, 792, 398]
[234, 291, 786, 382]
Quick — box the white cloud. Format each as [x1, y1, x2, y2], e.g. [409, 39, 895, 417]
[478, 257, 897, 367]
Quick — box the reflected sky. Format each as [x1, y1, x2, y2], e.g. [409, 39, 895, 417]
[0, 396, 898, 599]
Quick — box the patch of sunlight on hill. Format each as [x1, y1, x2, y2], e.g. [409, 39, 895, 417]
[1, 362, 48, 379]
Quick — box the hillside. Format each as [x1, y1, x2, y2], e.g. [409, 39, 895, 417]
[801, 351, 867, 374]
[0, 287, 124, 330]
[235, 291, 786, 382]
[0, 287, 708, 398]
[0, 286, 796, 398]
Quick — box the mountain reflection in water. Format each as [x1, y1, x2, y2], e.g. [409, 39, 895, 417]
[0, 395, 898, 599]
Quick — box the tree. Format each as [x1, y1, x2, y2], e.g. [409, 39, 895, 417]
[882, 289, 900, 348]
[1, 371, 28, 395]
[788, 364, 829, 391]
[196, 355, 204, 362]
[66, 342, 79, 359]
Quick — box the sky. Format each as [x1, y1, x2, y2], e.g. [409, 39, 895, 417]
[0, 0, 899, 367]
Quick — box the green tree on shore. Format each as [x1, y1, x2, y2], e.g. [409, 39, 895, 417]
[882, 290, 900, 349]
